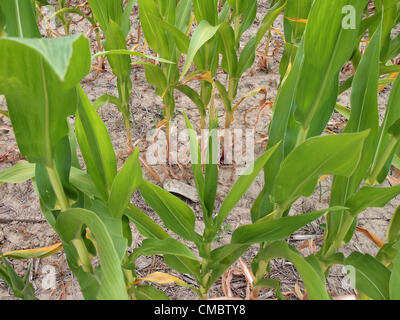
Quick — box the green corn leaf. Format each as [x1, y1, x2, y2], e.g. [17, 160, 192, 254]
[213, 79, 232, 113]
[218, 2, 231, 24]
[0, 35, 90, 165]
[273, 131, 370, 210]
[215, 143, 280, 229]
[334, 103, 351, 119]
[125, 205, 169, 240]
[294, 0, 368, 135]
[255, 277, 285, 300]
[283, 0, 313, 44]
[104, 20, 131, 82]
[0, 258, 37, 300]
[326, 21, 381, 253]
[90, 201, 128, 261]
[346, 184, 400, 217]
[376, 243, 398, 267]
[132, 285, 169, 300]
[238, 0, 257, 38]
[67, 122, 81, 169]
[53, 135, 74, 193]
[144, 64, 168, 97]
[138, 0, 171, 58]
[345, 252, 390, 300]
[342, 19, 381, 174]
[34, 164, 56, 210]
[0, 0, 40, 38]
[388, 118, 400, 139]
[0, 161, 35, 185]
[255, 241, 331, 300]
[69, 167, 101, 199]
[153, 18, 190, 55]
[254, 40, 305, 221]
[208, 244, 249, 270]
[390, 242, 400, 299]
[92, 49, 175, 65]
[92, 94, 121, 111]
[388, 34, 400, 61]
[388, 206, 400, 244]
[175, 0, 192, 33]
[138, 180, 201, 243]
[371, 75, 400, 183]
[217, 22, 237, 76]
[183, 111, 206, 210]
[56, 208, 128, 300]
[0, 5, 5, 36]
[132, 238, 198, 262]
[193, 0, 218, 25]
[157, 0, 176, 25]
[374, 0, 400, 62]
[231, 207, 344, 245]
[279, 42, 298, 80]
[108, 147, 142, 219]
[204, 129, 219, 219]
[121, 0, 137, 38]
[394, 152, 400, 169]
[34, 136, 78, 210]
[177, 86, 207, 118]
[237, 0, 286, 77]
[88, 0, 123, 34]
[126, 193, 202, 278]
[226, 0, 247, 15]
[206, 244, 249, 288]
[180, 20, 221, 81]
[75, 86, 117, 201]
[341, 64, 400, 93]
[164, 255, 201, 278]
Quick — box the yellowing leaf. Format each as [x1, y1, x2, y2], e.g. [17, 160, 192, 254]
[356, 226, 385, 248]
[2, 242, 62, 260]
[285, 16, 307, 24]
[294, 281, 304, 300]
[318, 175, 329, 183]
[233, 87, 267, 112]
[156, 119, 168, 128]
[378, 72, 398, 92]
[181, 71, 213, 86]
[137, 272, 190, 288]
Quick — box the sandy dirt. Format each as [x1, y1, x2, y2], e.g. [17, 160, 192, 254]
[0, 1, 399, 300]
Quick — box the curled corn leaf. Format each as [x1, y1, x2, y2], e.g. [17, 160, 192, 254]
[233, 87, 267, 112]
[2, 242, 62, 260]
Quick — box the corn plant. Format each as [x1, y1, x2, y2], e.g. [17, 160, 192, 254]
[139, 0, 286, 131]
[180, 0, 287, 130]
[337, 0, 400, 96]
[0, 0, 42, 38]
[234, 0, 400, 299]
[0, 255, 36, 300]
[39, 0, 77, 36]
[277, 0, 312, 80]
[83, 0, 138, 151]
[0, 36, 143, 298]
[137, 0, 193, 158]
[34, 0, 103, 51]
[119, 110, 330, 299]
[0, 2, 150, 299]
[66, 0, 173, 152]
[1, 0, 400, 301]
